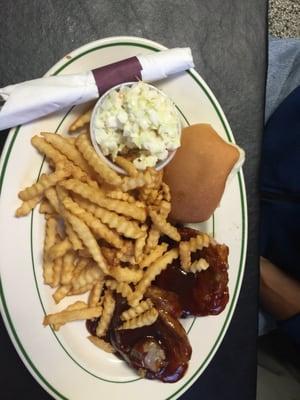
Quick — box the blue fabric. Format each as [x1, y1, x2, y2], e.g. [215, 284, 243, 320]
[265, 37, 300, 122]
[261, 86, 300, 196]
[260, 86, 300, 281]
[278, 314, 300, 346]
[259, 36, 300, 336]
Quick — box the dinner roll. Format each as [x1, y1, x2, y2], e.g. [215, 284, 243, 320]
[164, 124, 242, 223]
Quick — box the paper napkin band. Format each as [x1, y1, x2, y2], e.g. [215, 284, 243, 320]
[92, 57, 142, 95]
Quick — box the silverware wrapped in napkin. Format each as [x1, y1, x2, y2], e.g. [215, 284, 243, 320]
[0, 48, 194, 131]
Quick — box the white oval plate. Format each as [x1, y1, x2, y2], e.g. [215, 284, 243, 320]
[0, 36, 247, 400]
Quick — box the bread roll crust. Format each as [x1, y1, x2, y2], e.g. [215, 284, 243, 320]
[164, 124, 240, 223]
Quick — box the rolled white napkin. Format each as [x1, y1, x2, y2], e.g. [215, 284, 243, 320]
[0, 48, 194, 131]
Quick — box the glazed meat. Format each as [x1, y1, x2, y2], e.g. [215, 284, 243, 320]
[156, 227, 229, 317]
[145, 285, 182, 319]
[86, 227, 229, 382]
[109, 296, 192, 383]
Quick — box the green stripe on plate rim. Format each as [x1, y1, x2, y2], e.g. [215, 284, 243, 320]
[0, 39, 247, 400]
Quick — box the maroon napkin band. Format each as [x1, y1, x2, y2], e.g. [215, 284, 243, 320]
[92, 56, 142, 96]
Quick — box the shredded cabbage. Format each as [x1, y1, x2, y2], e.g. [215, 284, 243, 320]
[94, 82, 180, 170]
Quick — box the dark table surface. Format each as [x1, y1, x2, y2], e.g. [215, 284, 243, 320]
[0, 1, 267, 399]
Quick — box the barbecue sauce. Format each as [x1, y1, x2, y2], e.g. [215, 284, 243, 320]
[156, 227, 229, 317]
[86, 227, 230, 382]
[110, 297, 191, 382]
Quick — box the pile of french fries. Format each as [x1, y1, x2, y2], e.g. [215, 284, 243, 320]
[15, 113, 212, 354]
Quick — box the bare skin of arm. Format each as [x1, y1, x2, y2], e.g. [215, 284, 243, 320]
[260, 257, 300, 320]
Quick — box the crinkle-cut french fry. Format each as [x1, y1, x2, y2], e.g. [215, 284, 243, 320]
[61, 250, 77, 285]
[75, 196, 144, 240]
[102, 247, 119, 267]
[159, 200, 171, 219]
[128, 248, 179, 307]
[114, 156, 138, 177]
[31, 135, 67, 164]
[156, 192, 165, 206]
[116, 241, 135, 263]
[139, 190, 153, 205]
[69, 107, 93, 132]
[120, 174, 146, 192]
[140, 187, 163, 205]
[59, 179, 100, 198]
[15, 195, 42, 217]
[148, 208, 180, 241]
[97, 295, 104, 307]
[56, 184, 69, 205]
[88, 281, 105, 307]
[178, 234, 212, 268]
[66, 136, 77, 144]
[64, 160, 93, 183]
[135, 200, 146, 208]
[60, 259, 90, 296]
[144, 225, 160, 253]
[68, 163, 91, 182]
[87, 335, 115, 353]
[139, 243, 168, 268]
[62, 197, 124, 249]
[56, 186, 84, 251]
[78, 248, 92, 258]
[118, 307, 158, 330]
[72, 262, 104, 290]
[190, 258, 210, 273]
[48, 238, 72, 260]
[109, 265, 143, 283]
[43, 217, 57, 285]
[137, 169, 160, 200]
[53, 301, 87, 330]
[52, 256, 63, 287]
[151, 190, 163, 205]
[97, 194, 148, 222]
[148, 168, 163, 189]
[120, 299, 153, 321]
[39, 198, 55, 215]
[44, 305, 102, 326]
[116, 253, 135, 264]
[188, 233, 211, 252]
[134, 226, 147, 263]
[75, 134, 122, 186]
[70, 180, 106, 197]
[53, 284, 71, 303]
[96, 289, 115, 337]
[179, 241, 191, 271]
[44, 187, 60, 213]
[105, 280, 133, 299]
[88, 280, 104, 307]
[84, 177, 100, 190]
[105, 190, 136, 203]
[70, 282, 94, 295]
[18, 167, 71, 201]
[32, 136, 91, 182]
[60, 179, 146, 222]
[41, 132, 91, 173]
[161, 182, 171, 202]
[64, 220, 84, 251]
[74, 257, 91, 274]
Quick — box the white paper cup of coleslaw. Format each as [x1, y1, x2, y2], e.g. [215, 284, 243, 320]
[90, 82, 181, 175]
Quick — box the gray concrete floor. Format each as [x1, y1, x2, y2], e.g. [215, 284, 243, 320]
[257, 332, 300, 400]
[269, 0, 300, 38]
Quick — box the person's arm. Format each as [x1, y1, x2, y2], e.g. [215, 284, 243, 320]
[260, 256, 300, 320]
